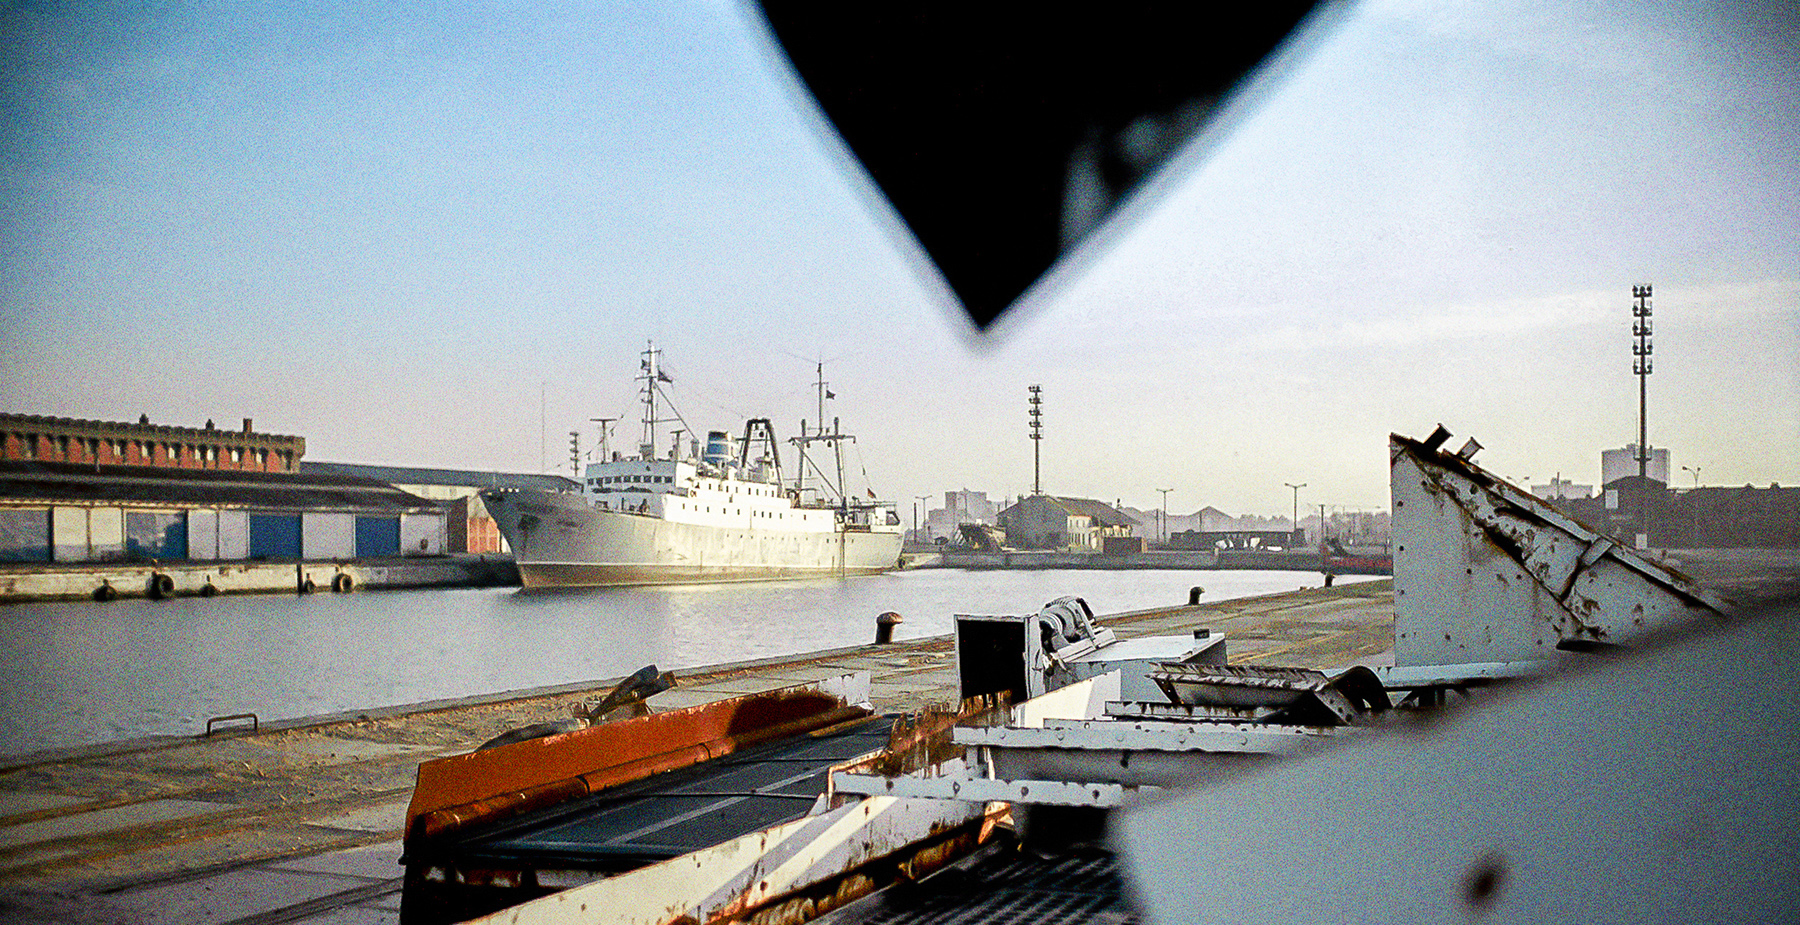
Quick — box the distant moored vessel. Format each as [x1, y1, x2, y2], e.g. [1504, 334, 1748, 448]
[483, 343, 902, 588]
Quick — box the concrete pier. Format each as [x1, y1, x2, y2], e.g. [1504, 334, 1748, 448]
[0, 580, 1393, 921]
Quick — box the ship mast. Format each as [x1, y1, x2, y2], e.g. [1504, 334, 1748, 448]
[792, 359, 852, 510]
[632, 342, 699, 463]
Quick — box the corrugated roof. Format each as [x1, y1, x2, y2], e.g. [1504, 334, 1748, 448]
[300, 461, 577, 493]
[1049, 496, 1138, 527]
[0, 460, 440, 512]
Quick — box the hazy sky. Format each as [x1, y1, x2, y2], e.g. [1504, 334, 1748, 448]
[4, 1, 1796, 518]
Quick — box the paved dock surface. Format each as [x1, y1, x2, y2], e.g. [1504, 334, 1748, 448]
[0, 580, 1395, 923]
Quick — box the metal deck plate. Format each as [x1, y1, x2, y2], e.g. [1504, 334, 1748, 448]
[818, 844, 1137, 925]
[439, 717, 892, 869]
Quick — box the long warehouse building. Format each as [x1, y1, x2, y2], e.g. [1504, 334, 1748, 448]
[0, 459, 446, 564]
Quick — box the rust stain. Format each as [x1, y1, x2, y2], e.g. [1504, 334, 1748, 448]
[406, 685, 868, 845]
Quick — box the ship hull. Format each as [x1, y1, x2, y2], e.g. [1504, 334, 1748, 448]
[484, 490, 902, 589]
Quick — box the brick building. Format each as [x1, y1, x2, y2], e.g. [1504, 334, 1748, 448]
[0, 413, 304, 473]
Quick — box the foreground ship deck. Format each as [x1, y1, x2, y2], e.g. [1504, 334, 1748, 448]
[0, 580, 1396, 918]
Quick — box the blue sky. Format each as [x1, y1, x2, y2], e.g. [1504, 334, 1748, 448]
[3, 1, 1795, 517]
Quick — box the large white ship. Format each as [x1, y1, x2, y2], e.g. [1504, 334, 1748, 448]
[483, 344, 903, 588]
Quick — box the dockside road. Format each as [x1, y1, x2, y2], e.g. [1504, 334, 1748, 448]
[0, 579, 1394, 923]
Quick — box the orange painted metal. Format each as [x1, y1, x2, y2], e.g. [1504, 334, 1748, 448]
[406, 685, 869, 844]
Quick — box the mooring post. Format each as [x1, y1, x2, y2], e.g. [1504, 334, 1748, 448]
[875, 611, 902, 644]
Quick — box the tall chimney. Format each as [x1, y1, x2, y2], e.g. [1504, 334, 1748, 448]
[242, 418, 253, 433]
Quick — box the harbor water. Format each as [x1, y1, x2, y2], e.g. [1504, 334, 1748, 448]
[0, 569, 1360, 759]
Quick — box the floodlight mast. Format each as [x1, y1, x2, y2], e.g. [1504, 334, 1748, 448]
[1028, 385, 1043, 497]
[1631, 285, 1655, 546]
[1632, 284, 1654, 481]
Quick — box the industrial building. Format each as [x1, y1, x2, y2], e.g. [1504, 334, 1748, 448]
[0, 460, 446, 565]
[0, 413, 569, 598]
[996, 495, 1138, 550]
[1558, 477, 1800, 550]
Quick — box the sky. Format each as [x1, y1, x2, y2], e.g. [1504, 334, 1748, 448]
[3, 0, 1796, 521]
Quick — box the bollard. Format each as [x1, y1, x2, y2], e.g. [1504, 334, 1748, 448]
[1324, 574, 1335, 587]
[1188, 586, 1205, 606]
[875, 611, 903, 644]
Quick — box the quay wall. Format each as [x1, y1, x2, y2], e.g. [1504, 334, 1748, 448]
[914, 549, 1378, 571]
[0, 554, 519, 603]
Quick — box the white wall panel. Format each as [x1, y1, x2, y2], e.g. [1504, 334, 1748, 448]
[51, 506, 89, 562]
[217, 510, 250, 560]
[399, 512, 446, 556]
[302, 512, 356, 559]
[187, 509, 220, 560]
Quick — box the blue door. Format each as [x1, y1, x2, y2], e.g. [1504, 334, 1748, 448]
[248, 514, 302, 558]
[0, 508, 50, 562]
[355, 516, 401, 557]
[125, 511, 188, 559]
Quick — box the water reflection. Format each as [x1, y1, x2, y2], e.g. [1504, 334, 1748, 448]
[0, 569, 1359, 757]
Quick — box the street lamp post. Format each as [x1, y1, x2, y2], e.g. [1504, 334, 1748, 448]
[1156, 488, 1172, 543]
[1284, 482, 1306, 542]
[1680, 466, 1701, 547]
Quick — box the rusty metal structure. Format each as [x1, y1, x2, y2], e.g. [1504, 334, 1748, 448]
[1388, 427, 1725, 669]
[404, 674, 887, 921]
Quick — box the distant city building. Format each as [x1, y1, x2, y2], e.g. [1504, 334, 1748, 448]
[996, 495, 1137, 550]
[1533, 477, 1593, 501]
[943, 489, 997, 523]
[923, 489, 997, 540]
[1601, 444, 1669, 486]
[0, 413, 304, 473]
[299, 463, 578, 554]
